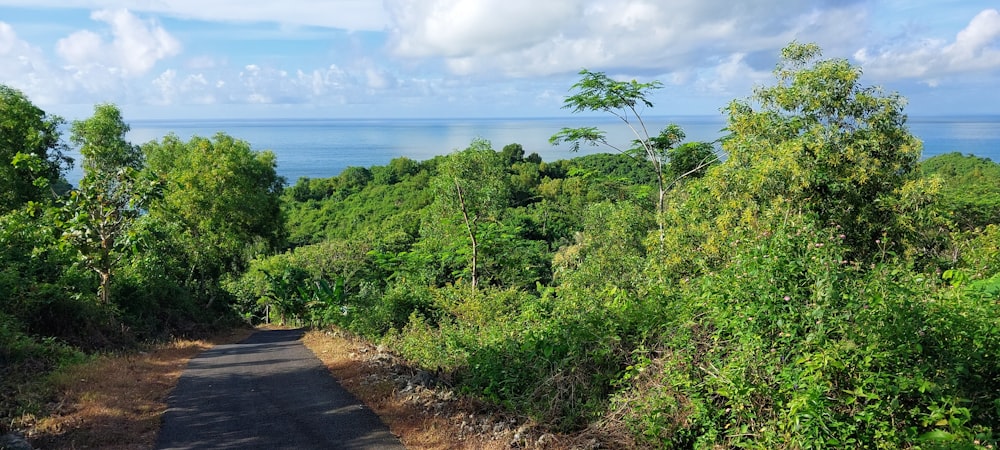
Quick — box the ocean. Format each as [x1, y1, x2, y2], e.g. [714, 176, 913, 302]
[63, 115, 1000, 186]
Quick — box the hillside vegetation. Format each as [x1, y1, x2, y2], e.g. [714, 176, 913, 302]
[243, 43, 1000, 448]
[1, 98, 283, 429]
[4, 42, 1000, 448]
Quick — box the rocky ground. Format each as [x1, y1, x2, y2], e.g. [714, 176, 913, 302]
[303, 329, 621, 449]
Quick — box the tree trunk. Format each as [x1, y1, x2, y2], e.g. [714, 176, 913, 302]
[98, 270, 111, 304]
[453, 178, 478, 290]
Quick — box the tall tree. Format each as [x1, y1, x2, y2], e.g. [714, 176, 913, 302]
[717, 42, 922, 259]
[428, 138, 511, 289]
[0, 85, 70, 213]
[143, 133, 285, 307]
[64, 104, 154, 304]
[550, 70, 716, 242]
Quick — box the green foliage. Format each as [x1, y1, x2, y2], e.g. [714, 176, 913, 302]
[552, 201, 652, 293]
[614, 218, 1000, 448]
[283, 43, 998, 449]
[61, 168, 159, 304]
[719, 41, 922, 261]
[921, 152, 1000, 230]
[500, 143, 525, 165]
[549, 68, 672, 175]
[0, 84, 69, 213]
[0, 205, 94, 342]
[65, 104, 159, 305]
[71, 103, 143, 174]
[550, 69, 716, 244]
[667, 141, 717, 180]
[143, 133, 285, 307]
[0, 309, 86, 427]
[427, 138, 513, 289]
[226, 238, 381, 327]
[283, 159, 434, 246]
[0, 41, 977, 449]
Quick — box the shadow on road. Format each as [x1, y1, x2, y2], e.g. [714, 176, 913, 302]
[156, 328, 404, 450]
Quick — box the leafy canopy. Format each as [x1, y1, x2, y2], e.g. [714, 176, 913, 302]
[0, 84, 69, 212]
[717, 41, 922, 259]
[550, 69, 716, 244]
[144, 134, 285, 278]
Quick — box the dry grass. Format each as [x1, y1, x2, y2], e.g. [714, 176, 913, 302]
[301, 329, 523, 450]
[23, 328, 253, 450]
[16, 326, 611, 449]
[303, 331, 590, 450]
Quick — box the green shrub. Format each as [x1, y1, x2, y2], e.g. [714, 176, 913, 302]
[610, 217, 1000, 448]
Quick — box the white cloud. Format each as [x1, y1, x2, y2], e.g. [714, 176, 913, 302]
[385, 0, 871, 78]
[152, 68, 177, 104]
[388, 0, 578, 58]
[56, 29, 104, 67]
[947, 9, 1000, 69]
[695, 53, 771, 95]
[57, 9, 181, 77]
[0, 0, 389, 31]
[2, 0, 997, 117]
[1, 23, 31, 61]
[365, 67, 390, 90]
[0, 21, 64, 103]
[855, 8, 1000, 83]
[231, 62, 380, 105]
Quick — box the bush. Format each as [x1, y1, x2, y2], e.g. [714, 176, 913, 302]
[610, 217, 1000, 448]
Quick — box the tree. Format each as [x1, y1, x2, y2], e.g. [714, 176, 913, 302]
[143, 133, 285, 307]
[921, 152, 1000, 230]
[500, 143, 525, 165]
[427, 138, 511, 289]
[64, 104, 155, 304]
[552, 200, 653, 292]
[338, 166, 373, 194]
[71, 104, 143, 174]
[0, 85, 70, 213]
[550, 70, 716, 242]
[717, 42, 922, 259]
[667, 141, 716, 181]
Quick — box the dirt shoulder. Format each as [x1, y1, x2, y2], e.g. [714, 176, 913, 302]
[18, 328, 253, 450]
[300, 328, 609, 450]
[14, 326, 612, 449]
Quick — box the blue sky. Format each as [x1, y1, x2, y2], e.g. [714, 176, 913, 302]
[0, 1, 998, 120]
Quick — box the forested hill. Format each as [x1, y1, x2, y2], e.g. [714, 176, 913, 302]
[232, 44, 1000, 448]
[5, 42, 1000, 448]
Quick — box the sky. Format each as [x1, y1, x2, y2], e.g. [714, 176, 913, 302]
[0, 1, 999, 120]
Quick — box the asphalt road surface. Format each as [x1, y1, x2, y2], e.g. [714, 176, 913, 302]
[156, 328, 405, 450]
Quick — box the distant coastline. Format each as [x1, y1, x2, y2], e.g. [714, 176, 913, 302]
[61, 115, 1000, 186]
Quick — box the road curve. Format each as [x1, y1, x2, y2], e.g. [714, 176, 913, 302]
[156, 328, 405, 450]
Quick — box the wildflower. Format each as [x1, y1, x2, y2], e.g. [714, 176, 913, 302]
[783, 296, 791, 301]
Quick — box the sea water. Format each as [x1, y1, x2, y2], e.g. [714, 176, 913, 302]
[62, 115, 1000, 186]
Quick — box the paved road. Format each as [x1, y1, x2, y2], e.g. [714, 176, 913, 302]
[156, 328, 405, 450]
